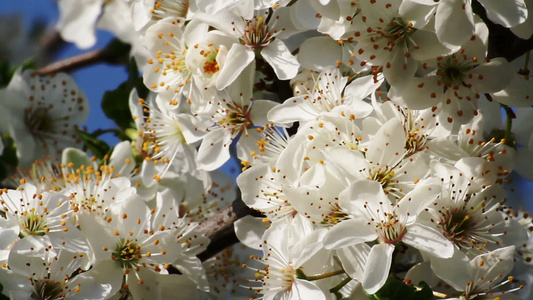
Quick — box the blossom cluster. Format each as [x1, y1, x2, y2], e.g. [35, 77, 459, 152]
[1, 0, 533, 299]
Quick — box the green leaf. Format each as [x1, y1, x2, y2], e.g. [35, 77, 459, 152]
[75, 129, 111, 161]
[0, 281, 9, 300]
[413, 282, 433, 300]
[366, 277, 434, 300]
[0, 60, 11, 88]
[0, 135, 19, 183]
[101, 59, 147, 137]
[0, 58, 37, 89]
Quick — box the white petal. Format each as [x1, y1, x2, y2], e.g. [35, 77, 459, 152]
[298, 36, 342, 71]
[85, 261, 124, 297]
[62, 147, 93, 170]
[478, 0, 528, 27]
[97, 0, 136, 43]
[183, 19, 210, 46]
[323, 219, 377, 249]
[430, 250, 469, 291]
[267, 95, 318, 125]
[467, 58, 513, 93]
[291, 228, 327, 268]
[192, 11, 244, 37]
[399, 0, 436, 28]
[365, 118, 406, 167]
[388, 77, 441, 109]
[262, 39, 300, 80]
[216, 44, 254, 90]
[404, 0, 439, 5]
[109, 141, 136, 177]
[290, 279, 327, 300]
[435, 0, 475, 48]
[492, 72, 533, 107]
[404, 223, 453, 258]
[0, 216, 19, 252]
[363, 243, 394, 294]
[344, 75, 384, 102]
[56, 0, 101, 49]
[337, 243, 371, 282]
[234, 216, 266, 250]
[410, 29, 457, 61]
[250, 100, 279, 126]
[197, 129, 232, 171]
[175, 114, 209, 143]
[397, 181, 440, 223]
[470, 246, 515, 281]
[159, 274, 202, 299]
[514, 147, 533, 181]
[382, 50, 417, 93]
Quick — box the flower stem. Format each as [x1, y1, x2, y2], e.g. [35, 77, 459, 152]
[329, 276, 352, 299]
[297, 269, 345, 281]
[413, 286, 448, 299]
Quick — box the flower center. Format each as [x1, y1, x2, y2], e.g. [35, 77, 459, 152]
[25, 107, 54, 138]
[19, 211, 47, 237]
[377, 213, 406, 244]
[439, 207, 475, 247]
[243, 16, 274, 50]
[265, 262, 296, 292]
[199, 47, 219, 75]
[203, 60, 219, 74]
[218, 103, 253, 134]
[437, 55, 475, 87]
[112, 239, 142, 269]
[321, 203, 349, 226]
[369, 168, 395, 191]
[403, 111, 428, 155]
[382, 17, 416, 48]
[153, 0, 189, 19]
[32, 279, 63, 300]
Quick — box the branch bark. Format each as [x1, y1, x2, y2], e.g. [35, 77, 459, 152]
[35, 38, 131, 75]
[195, 197, 261, 262]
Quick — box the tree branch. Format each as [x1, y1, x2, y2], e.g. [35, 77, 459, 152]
[196, 197, 261, 262]
[35, 39, 131, 75]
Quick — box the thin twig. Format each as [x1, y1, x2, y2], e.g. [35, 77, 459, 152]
[36, 48, 108, 75]
[35, 39, 131, 75]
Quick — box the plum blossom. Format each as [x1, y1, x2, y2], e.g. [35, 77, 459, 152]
[193, 6, 301, 80]
[323, 179, 453, 294]
[1, 70, 89, 168]
[143, 17, 244, 111]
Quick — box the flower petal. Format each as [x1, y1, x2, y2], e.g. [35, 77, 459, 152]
[363, 243, 394, 295]
[404, 223, 453, 258]
[262, 39, 300, 80]
[323, 219, 377, 249]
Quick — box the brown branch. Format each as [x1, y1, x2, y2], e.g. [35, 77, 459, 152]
[196, 197, 261, 262]
[35, 39, 131, 75]
[35, 48, 107, 75]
